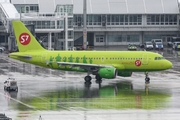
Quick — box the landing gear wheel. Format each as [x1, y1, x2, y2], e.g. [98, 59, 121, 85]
[145, 71, 150, 84]
[84, 76, 92, 82]
[145, 77, 150, 84]
[84, 81, 92, 87]
[95, 80, 102, 83]
[7, 87, 10, 91]
[95, 75, 102, 83]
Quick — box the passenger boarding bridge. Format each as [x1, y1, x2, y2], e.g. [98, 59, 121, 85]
[0, 1, 73, 51]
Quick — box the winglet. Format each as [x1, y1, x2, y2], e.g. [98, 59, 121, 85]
[12, 20, 46, 52]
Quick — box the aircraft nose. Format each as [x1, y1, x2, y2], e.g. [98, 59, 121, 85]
[165, 60, 173, 69]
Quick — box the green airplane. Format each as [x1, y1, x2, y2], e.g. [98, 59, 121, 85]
[9, 20, 172, 84]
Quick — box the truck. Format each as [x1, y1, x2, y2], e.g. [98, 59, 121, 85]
[151, 39, 163, 50]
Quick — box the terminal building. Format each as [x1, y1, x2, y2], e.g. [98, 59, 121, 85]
[0, 0, 180, 50]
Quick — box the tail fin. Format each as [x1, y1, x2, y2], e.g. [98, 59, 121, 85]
[12, 20, 46, 52]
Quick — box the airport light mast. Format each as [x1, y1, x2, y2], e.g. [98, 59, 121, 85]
[83, 0, 87, 50]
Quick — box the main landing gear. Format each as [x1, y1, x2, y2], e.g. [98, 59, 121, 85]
[95, 74, 102, 83]
[145, 72, 150, 84]
[84, 75, 92, 83]
[84, 74, 102, 84]
[84, 75, 92, 86]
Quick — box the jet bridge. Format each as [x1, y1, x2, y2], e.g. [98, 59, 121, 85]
[0, 1, 19, 33]
[0, 1, 67, 51]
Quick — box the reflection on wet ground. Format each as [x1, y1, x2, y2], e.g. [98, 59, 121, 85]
[16, 81, 170, 111]
[0, 47, 180, 120]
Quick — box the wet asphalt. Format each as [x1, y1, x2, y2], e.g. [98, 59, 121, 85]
[0, 47, 180, 120]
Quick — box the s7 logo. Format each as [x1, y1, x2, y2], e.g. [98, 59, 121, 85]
[19, 33, 31, 45]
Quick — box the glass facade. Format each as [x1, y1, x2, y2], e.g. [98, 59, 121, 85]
[55, 5, 73, 16]
[96, 35, 104, 42]
[74, 14, 142, 26]
[68, 41, 74, 48]
[107, 34, 139, 43]
[74, 14, 178, 45]
[127, 35, 139, 42]
[68, 18, 73, 28]
[57, 20, 64, 29]
[23, 20, 63, 29]
[73, 14, 83, 26]
[58, 32, 65, 39]
[68, 31, 73, 39]
[74, 14, 178, 26]
[147, 14, 177, 25]
[108, 35, 122, 42]
[14, 4, 39, 13]
[108, 15, 141, 25]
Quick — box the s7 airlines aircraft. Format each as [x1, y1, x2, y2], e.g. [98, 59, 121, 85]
[9, 20, 172, 84]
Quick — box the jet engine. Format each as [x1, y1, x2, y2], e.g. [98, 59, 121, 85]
[98, 68, 117, 79]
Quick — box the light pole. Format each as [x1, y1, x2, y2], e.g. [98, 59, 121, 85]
[83, 0, 87, 50]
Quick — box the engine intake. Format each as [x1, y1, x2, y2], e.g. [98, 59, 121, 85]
[98, 68, 117, 79]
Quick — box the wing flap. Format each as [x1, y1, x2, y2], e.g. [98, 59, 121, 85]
[57, 62, 112, 68]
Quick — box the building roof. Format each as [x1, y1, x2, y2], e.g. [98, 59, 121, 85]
[11, 0, 180, 14]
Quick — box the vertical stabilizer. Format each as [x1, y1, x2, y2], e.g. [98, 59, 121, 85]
[12, 20, 46, 52]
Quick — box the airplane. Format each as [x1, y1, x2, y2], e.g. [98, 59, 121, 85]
[9, 20, 172, 84]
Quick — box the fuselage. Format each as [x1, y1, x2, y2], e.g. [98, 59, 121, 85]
[10, 50, 172, 72]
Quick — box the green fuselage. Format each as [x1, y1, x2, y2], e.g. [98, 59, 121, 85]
[10, 50, 172, 72]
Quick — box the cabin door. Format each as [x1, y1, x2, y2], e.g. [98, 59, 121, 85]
[41, 52, 48, 65]
[142, 54, 148, 65]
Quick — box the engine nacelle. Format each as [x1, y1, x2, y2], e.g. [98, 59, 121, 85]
[98, 68, 117, 79]
[117, 71, 132, 77]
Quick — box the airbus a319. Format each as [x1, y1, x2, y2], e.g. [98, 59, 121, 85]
[9, 21, 172, 84]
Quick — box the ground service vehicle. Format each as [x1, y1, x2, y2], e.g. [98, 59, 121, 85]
[0, 46, 5, 53]
[151, 39, 163, 50]
[4, 78, 18, 91]
[168, 37, 180, 48]
[128, 44, 137, 51]
[153, 42, 163, 50]
[144, 42, 153, 50]
[172, 42, 180, 50]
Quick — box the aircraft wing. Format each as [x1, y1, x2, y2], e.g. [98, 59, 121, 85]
[9, 54, 32, 60]
[57, 62, 112, 69]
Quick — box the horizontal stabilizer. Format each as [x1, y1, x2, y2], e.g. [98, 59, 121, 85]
[10, 54, 32, 60]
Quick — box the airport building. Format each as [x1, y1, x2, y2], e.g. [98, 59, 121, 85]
[0, 0, 180, 50]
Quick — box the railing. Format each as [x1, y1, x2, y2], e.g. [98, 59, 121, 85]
[21, 12, 66, 19]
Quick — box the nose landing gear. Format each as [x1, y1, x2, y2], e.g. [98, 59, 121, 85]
[145, 72, 150, 84]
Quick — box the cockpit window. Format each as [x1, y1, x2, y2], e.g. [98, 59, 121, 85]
[154, 57, 165, 60]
